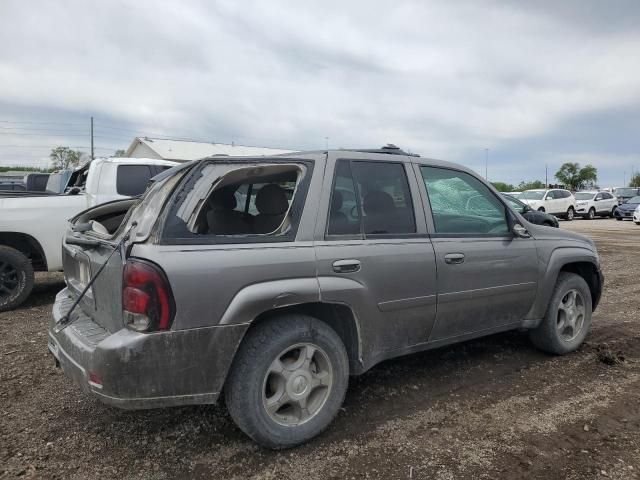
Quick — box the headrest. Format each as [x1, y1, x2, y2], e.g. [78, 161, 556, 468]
[363, 190, 395, 215]
[209, 187, 237, 210]
[331, 190, 343, 211]
[255, 184, 289, 215]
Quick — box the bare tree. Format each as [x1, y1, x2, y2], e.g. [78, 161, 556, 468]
[50, 147, 84, 169]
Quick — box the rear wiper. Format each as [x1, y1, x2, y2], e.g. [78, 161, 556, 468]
[54, 221, 138, 333]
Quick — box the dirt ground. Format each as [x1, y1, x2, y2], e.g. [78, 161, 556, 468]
[1, 218, 639, 479]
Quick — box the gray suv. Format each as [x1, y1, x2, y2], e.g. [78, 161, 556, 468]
[49, 146, 603, 448]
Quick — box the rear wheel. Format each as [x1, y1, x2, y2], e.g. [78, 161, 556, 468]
[225, 314, 349, 449]
[0, 246, 34, 312]
[529, 272, 592, 355]
[565, 207, 575, 221]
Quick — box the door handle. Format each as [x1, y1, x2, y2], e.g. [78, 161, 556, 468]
[444, 253, 465, 265]
[333, 259, 361, 273]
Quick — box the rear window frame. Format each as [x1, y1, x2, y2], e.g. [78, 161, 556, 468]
[159, 158, 315, 245]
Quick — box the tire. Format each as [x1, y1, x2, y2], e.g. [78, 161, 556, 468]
[635, 222, 640, 226]
[565, 207, 575, 221]
[529, 272, 592, 355]
[610, 207, 618, 218]
[586, 208, 595, 220]
[0, 246, 34, 312]
[225, 314, 349, 449]
[537, 207, 545, 212]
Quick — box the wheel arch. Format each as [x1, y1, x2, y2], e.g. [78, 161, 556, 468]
[0, 232, 47, 271]
[527, 247, 602, 321]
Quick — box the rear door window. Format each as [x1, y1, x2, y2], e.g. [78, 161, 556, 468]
[116, 165, 154, 196]
[327, 160, 416, 236]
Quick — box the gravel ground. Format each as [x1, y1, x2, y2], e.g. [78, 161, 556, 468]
[1, 218, 639, 479]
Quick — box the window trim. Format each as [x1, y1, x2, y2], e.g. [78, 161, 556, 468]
[159, 158, 315, 245]
[324, 158, 422, 240]
[417, 164, 515, 238]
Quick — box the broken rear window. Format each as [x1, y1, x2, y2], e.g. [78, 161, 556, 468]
[163, 160, 313, 244]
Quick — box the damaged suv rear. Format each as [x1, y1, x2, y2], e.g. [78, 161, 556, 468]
[49, 148, 603, 448]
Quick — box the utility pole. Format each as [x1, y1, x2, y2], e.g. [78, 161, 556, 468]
[90, 116, 94, 160]
[484, 148, 489, 180]
[545, 164, 548, 188]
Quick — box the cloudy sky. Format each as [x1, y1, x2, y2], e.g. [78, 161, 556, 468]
[1, 0, 639, 187]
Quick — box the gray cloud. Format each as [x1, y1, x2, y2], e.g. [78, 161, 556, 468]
[0, 0, 638, 185]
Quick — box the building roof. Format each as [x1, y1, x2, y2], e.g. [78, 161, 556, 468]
[125, 137, 293, 161]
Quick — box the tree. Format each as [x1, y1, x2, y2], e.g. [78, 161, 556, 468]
[630, 173, 640, 187]
[554, 162, 598, 191]
[517, 180, 545, 191]
[50, 147, 84, 169]
[113, 149, 126, 157]
[491, 181, 516, 192]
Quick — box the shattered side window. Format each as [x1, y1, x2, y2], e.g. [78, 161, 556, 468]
[178, 163, 306, 237]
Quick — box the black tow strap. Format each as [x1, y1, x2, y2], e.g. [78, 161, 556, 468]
[54, 221, 137, 333]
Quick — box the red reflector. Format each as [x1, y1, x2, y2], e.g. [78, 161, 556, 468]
[88, 371, 102, 386]
[123, 287, 150, 313]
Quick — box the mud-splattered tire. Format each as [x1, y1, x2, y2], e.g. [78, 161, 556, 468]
[530, 272, 592, 355]
[0, 246, 34, 312]
[225, 314, 349, 449]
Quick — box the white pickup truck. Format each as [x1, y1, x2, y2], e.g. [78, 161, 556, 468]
[0, 157, 177, 311]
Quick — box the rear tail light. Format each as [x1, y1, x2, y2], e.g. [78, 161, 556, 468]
[123, 259, 175, 332]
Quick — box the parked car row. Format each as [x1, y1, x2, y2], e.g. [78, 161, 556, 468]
[506, 187, 640, 224]
[46, 146, 603, 448]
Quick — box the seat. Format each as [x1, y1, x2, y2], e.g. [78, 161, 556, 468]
[206, 187, 250, 234]
[362, 190, 396, 234]
[252, 184, 289, 234]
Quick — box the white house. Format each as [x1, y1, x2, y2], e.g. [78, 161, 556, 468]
[125, 137, 293, 162]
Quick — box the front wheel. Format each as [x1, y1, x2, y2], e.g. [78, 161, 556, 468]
[0, 246, 34, 312]
[529, 272, 592, 355]
[225, 314, 349, 449]
[586, 207, 595, 220]
[565, 207, 575, 221]
[610, 207, 618, 218]
[537, 207, 545, 212]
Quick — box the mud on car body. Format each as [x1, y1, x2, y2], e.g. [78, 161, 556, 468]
[49, 146, 603, 448]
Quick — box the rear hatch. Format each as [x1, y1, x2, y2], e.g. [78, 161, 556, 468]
[61, 163, 192, 333]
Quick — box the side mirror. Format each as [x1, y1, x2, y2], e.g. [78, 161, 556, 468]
[68, 187, 81, 195]
[512, 223, 531, 238]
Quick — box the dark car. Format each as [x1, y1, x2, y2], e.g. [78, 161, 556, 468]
[614, 195, 640, 220]
[613, 187, 640, 205]
[502, 194, 559, 227]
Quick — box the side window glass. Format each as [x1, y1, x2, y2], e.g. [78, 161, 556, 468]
[546, 191, 555, 200]
[420, 167, 509, 235]
[327, 161, 361, 235]
[595, 193, 603, 200]
[327, 160, 416, 236]
[351, 161, 416, 235]
[116, 165, 153, 196]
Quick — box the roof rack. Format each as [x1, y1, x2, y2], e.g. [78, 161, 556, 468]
[345, 144, 420, 157]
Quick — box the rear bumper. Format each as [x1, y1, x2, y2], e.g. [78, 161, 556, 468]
[48, 288, 248, 410]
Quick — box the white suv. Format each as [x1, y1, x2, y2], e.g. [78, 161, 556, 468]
[520, 189, 577, 220]
[574, 191, 619, 220]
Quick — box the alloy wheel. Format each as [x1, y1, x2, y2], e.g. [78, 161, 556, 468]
[556, 289, 586, 342]
[262, 343, 333, 426]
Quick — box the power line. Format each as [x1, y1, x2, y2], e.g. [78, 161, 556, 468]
[0, 119, 86, 127]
